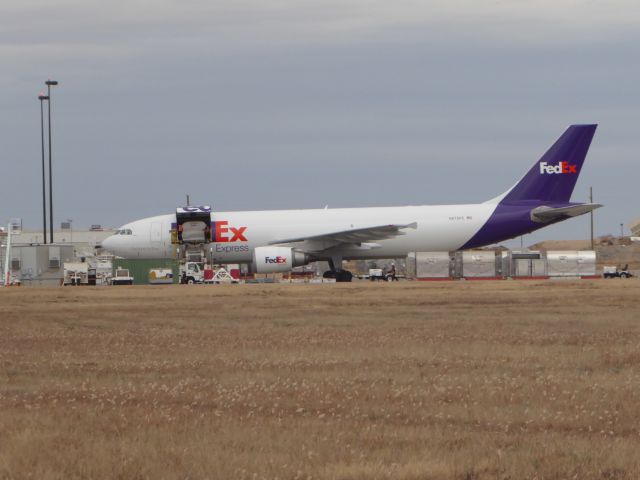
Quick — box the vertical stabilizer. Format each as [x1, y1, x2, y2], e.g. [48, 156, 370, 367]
[494, 124, 597, 204]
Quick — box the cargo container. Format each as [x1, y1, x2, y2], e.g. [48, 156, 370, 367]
[414, 252, 452, 279]
[461, 251, 498, 279]
[501, 251, 547, 278]
[546, 251, 596, 277]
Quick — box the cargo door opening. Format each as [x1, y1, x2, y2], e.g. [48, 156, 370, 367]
[171, 206, 212, 245]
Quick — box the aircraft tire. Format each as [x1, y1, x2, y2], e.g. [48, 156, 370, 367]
[336, 270, 353, 283]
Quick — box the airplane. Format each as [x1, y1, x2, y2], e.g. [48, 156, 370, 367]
[102, 124, 601, 281]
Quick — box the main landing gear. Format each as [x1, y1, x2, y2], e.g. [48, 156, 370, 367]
[322, 270, 353, 282]
[323, 256, 353, 282]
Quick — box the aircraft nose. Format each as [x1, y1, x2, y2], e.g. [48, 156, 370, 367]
[101, 234, 116, 253]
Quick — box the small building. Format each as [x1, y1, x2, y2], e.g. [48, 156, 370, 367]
[629, 219, 640, 242]
[6, 244, 75, 286]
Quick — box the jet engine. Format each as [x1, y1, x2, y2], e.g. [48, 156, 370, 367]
[252, 246, 310, 274]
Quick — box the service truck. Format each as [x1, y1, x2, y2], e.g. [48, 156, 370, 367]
[180, 262, 205, 284]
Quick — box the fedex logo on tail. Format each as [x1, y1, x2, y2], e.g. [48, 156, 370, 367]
[265, 256, 287, 264]
[539, 161, 578, 175]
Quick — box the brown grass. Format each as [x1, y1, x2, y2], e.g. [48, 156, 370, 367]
[1, 280, 640, 479]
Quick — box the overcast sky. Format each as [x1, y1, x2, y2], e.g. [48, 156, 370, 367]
[2, 0, 639, 246]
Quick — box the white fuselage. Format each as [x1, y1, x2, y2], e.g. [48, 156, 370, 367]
[100, 124, 599, 267]
[102, 203, 496, 261]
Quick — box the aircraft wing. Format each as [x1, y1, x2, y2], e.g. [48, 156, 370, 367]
[531, 203, 602, 223]
[269, 222, 417, 252]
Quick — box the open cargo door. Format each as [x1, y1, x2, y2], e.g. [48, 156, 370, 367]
[171, 206, 212, 245]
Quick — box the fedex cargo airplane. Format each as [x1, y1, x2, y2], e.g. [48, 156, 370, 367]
[102, 125, 601, 281]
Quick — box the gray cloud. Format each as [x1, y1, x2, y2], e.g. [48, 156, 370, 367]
[1, 0, 639, 245]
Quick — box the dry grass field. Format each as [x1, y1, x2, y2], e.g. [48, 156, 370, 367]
[1, 280, 640, 479]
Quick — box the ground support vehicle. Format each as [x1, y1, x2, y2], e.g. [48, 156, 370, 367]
[64, 262, 89, 285]
[368, 268, 399, 282]
[111, 268, 134, 285]
[149, 268, 174, 284]
[206, 267, 240, 284]
[180, 262, 205, 284]
[603, 265, 633, 278]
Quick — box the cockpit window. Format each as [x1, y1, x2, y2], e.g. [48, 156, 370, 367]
[115, 229, 133, 235]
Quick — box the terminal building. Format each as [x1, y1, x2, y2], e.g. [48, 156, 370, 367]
[1, 225, 114, 286]
[11, 226, 114, 254]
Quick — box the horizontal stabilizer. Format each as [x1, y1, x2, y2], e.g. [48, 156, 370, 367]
[530, 203, 602, 223]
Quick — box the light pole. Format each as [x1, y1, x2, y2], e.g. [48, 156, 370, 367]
[46, 79, 59, 243]
[38, 92, 49, 244]
[589, 187, 594, 250]
[620, 223, 624, 238]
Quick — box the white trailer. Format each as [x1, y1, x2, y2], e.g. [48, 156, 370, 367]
[64, 262, 89, 285]
[111, 268, 134, 285]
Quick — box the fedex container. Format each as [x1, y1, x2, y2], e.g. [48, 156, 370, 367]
[505, 251, 546, 278]
[546, 251, 596, 277]
[512, 258, 547, 277]
[415, 252, 452, 279]
[462, 251, 497, 278]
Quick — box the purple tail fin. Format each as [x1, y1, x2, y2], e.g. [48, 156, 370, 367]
[500, 124, 597, 203]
